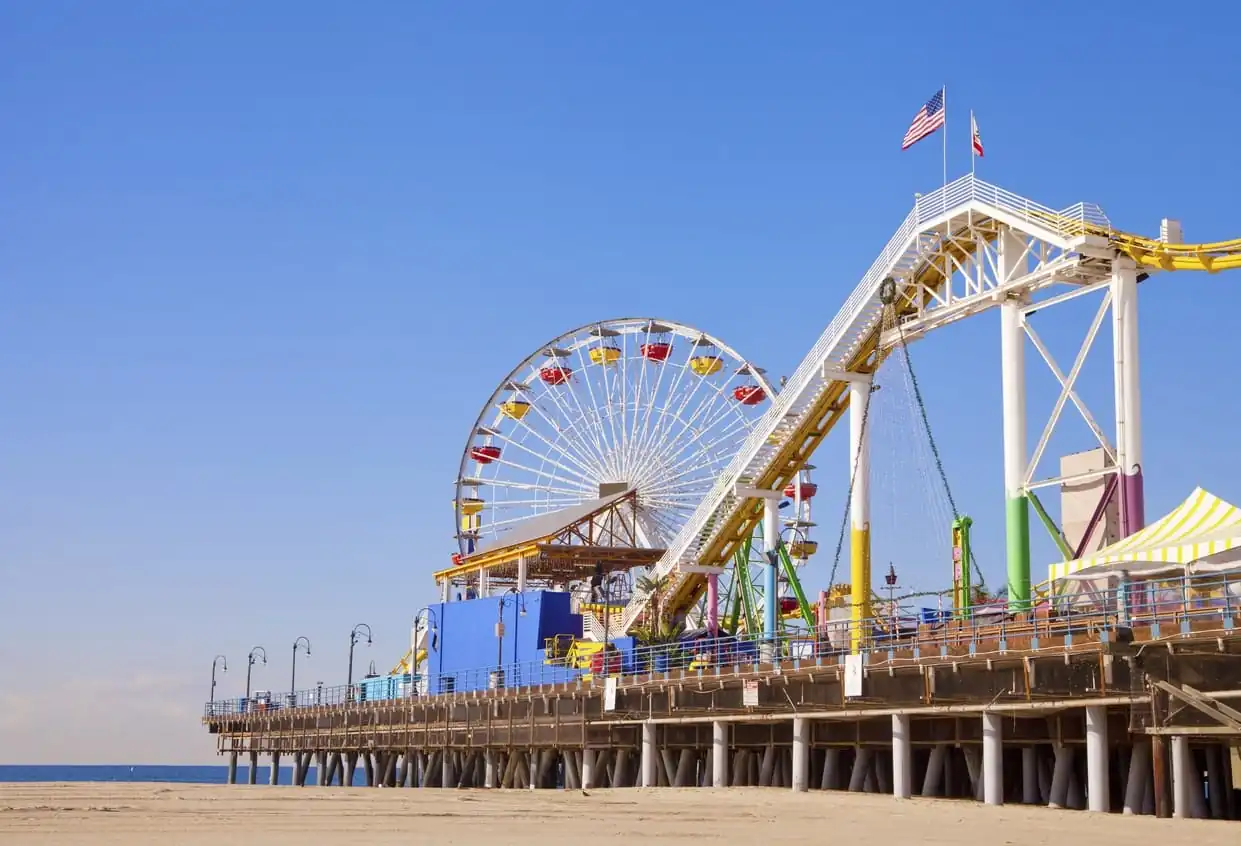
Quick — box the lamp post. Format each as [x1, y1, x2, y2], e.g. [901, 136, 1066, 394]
[495, 588, 526, 686]
[885, 563, 900, 646]
[210, 655, 227, 705]
[291, 637, 311, 699]
[413, 606, 440, 694]
[245, 646, 267, 700]
[347, 623, 372, 688]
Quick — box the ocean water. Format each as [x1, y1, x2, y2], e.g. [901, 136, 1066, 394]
[0, 765, 340, 785]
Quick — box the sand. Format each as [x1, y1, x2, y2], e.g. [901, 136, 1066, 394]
[0, 783, 1236, 845]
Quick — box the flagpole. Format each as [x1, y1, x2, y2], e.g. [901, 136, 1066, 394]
[941, 85, 948, 190]
[970, 110, 975, 177]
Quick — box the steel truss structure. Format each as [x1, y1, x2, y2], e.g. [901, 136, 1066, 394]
[622, 174, 1236, 637]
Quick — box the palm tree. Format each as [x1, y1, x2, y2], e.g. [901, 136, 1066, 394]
[635, 573, 670, 633]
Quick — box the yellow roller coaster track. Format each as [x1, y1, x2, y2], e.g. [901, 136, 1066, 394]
[1113, 233, 1241, 272]
[660, 215, 1241, 622]
[1033, 209, 1241, 272]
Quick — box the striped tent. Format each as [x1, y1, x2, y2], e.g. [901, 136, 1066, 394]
[1048, 487, 1241, 582]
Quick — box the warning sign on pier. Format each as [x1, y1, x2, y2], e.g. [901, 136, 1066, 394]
[743, 679, 759, 707]
[603, 676, 617, 712]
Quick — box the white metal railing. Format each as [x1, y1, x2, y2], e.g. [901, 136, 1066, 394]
[621, 176, 1109, 632]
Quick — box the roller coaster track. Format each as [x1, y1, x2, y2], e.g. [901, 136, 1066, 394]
[620, 175, 1241, 634]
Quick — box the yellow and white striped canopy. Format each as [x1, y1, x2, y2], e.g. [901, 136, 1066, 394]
[1048, 487, 1241, 581]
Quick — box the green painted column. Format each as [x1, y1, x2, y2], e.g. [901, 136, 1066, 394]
[1005, 494, 1031, 610]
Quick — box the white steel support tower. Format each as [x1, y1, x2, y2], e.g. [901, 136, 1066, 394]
[619, 175, 1206, 635]
[848, 377, 872, 650]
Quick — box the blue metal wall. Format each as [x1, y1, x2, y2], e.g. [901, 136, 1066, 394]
[423, 591, 586, 693]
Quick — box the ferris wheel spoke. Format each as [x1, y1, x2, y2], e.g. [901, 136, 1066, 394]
[561, 345, 618, 476]
[632, 358, 717, 480]
[632, 344, 696, 466]
[479, 478, 589, 497]
[668, 376, 749, 448]
[490, 422, 604, 481]
[516, 384, 611, 478]
[487, 426, 601, 488]
[631, 331, 677, 464]
[481, 497, 583, 509]
[638, 507, 685, 544]
[631, 386, 739, 486]
[568, 344, 620, 479]
[484, 454, 597, 493]
[626, 326, 656, 475]
[594, 341, 627, 478]
[650, 360, 733, 460]
[484, 508, 583, 532]
[529, 362, 617, 479]
[643, 412, 755, 487]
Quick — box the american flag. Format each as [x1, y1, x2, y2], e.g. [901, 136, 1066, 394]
[901, 88, 945, 150]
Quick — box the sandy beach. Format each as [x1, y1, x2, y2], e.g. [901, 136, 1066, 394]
[0, 783, 1237, 845]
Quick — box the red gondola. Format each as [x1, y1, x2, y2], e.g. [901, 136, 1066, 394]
[540, 366, 572, 386]
[641, 342, 672, 362]
[451, 552, 463, 566]
[732, 385, 766, 405]
[782, 481, 818, 499]
[471, 445, 502, 464]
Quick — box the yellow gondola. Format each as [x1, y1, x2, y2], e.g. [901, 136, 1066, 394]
[789, 540, 818, 559]
[689, 354, 723, 377]
[589, 345, 621, 366]
[459, 497, 485, 516]
[499, 399, 531, 420]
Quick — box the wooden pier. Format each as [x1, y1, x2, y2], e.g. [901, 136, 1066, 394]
[205, 614, 1241, 820]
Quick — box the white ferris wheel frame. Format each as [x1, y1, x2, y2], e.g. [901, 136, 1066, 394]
[453, 317, 776, 558]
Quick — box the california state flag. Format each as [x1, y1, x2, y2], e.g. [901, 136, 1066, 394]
[971, 112, 984, 157]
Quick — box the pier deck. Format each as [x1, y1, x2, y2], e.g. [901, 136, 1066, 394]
[205, 613, 1241, 819]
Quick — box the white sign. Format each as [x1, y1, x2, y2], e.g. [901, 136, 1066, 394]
[603, 676, 617, 712]
[743, 679, 759, 707]
[844, 654, 864, 698]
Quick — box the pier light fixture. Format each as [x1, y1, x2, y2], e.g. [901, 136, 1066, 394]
[291, 637, 311, 699]
[245, 646, 267, 700]
[210, 655, 227, 705]
[412, 606, 441, 695]
[495, 588, 528, 682]
[348, 623, 373, 689]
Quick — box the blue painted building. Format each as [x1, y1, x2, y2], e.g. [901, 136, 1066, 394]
[422, 591, 589, 693]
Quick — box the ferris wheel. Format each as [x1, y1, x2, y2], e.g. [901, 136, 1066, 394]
[454, 318, 776, 558]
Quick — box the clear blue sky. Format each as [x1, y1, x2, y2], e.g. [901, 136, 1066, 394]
[2, 2, 1239, 763]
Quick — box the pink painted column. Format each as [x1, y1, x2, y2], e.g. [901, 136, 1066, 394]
[706, 573, 719, 635]
[1112, 259, 1145, 619]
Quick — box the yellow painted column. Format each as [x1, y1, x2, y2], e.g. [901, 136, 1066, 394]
[848, 378, 872, 652]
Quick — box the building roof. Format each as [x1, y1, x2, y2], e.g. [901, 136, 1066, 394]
[469, 488, 636, 558]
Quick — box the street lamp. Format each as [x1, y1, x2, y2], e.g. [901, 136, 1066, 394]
[347, 623, 372, 688]
[413, 607, 440, 694]
[291, 636, 311, 695]
[885, 563, 900, 645]
[210, 655, 227, 705]
[245, 646, 267, 700]
[495, 588, 527, 685]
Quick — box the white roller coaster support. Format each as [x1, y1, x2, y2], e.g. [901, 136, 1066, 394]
[1111, 257, 1144, 535]
[1000, 225, 1031, 612]
[620, 176, 1113, 635]
[848, 378, 871, 653]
